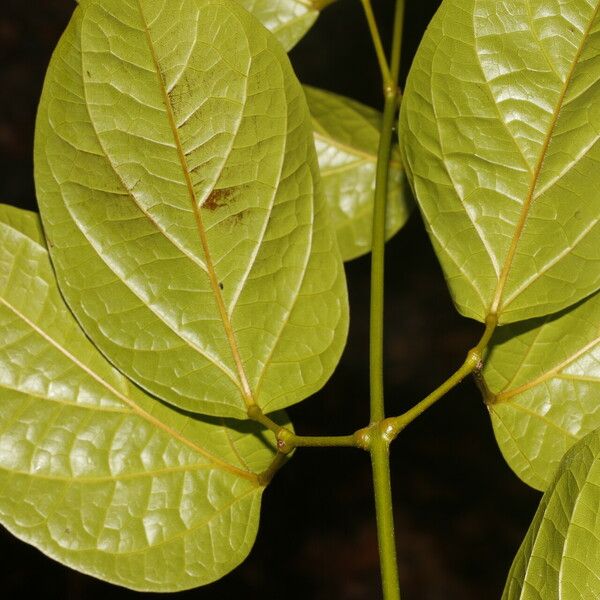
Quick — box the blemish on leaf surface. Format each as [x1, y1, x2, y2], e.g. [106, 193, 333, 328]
[202, 187, 235, 211]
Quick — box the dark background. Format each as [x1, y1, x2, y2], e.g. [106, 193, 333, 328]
[0, 1, 540, 598]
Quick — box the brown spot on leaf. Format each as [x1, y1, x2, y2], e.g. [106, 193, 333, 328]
[168, 73, 193, 119]
[226, 208, 248, 225]
[202, 187, 235, 211]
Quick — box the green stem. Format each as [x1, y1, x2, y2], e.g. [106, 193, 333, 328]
[247, 405, 282, 434]
[369, 92, 397, 423]
[256, 430, 363, 487]
[370, 92, 398, 423]
[384, 316, 497, 438]
[388, 0, 404, 88]
[257, 452, 288, 486]
[284, 433, 360, 449]
[248, 405, 362, 453]
[360, 0, 393, 88]
[368, 1, 404, 598]
[371, 434, 400, 600]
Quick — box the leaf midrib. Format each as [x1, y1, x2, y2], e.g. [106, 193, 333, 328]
[46, 149, 242, 392]
[520, 454, 598, 595]
[489, 3, 600, 317]
[135, 0, 254, 408]
[50, 14, 243, 392]
[501, 216, 600, 310]
[0, 294, 256, 482]
[312, 125, 402, 169]
[4, 462, 225, 483]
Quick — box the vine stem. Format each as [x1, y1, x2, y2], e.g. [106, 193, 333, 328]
[368, 0, 404, 598]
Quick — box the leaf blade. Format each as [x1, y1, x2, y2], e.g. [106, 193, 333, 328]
[483, 290, 600, 490]
[236, 0, 320, 50]
[35, 0, 348, 418]
[400, 0, 600, 323]
[0, 205, 287, 591]
[503, 426, 600, 599]
[77, 0, 321, 49]
[305, 85, 412, 261]
[0, 204, 45, 245]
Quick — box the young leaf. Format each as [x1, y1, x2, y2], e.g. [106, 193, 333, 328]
[35, 0, 348, 419]
[503, 426, 600, 599]
[0, 204, 287, 591]
[483, 291, 600, 490]
[305, 85, 412, 261]
[400, 0, 600, 324]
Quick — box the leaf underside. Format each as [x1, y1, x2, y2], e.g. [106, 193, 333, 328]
[400, 0, 600, 324]
[0, 204, 288, 591]
[304, 85, 412, 261]
[503, 426, 600, 599]
[35, 0, 348, 419]
[484, 290, 600, 490]
[236, 0, 320, 51]
[77, 0, 321, 50]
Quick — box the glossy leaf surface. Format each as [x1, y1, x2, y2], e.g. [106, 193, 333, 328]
[400, 0, 600, 324]
[503, 427, 600, 598]
[484, 291, 600, 490]
[0, 204, 285, 591]
[305, 85, 411, 261]
[35, 0, 348, 419]
[76, 0, 321, 50]
[237, 0, 320, 51]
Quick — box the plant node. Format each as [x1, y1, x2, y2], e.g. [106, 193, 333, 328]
[246, 404, 262, 421]
[380, 420, 397, 444]
[354, 426, 374, 450]
[276, 428, 296, 454]
[465, 347, 482, 371]
[383, 82, 400, 101]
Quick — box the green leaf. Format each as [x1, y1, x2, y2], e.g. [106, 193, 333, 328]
[483, 290, 600, 490]
[0, 204, 45, 245]
[236, 0, 321, 51]
[503, 427, 600, 599]
[400, 0, 600, 324]
[35, 0, 348, 419]
[304, 85, 412, 261]
[76, 0, 322, 50]
[0, 204, 287, 591]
